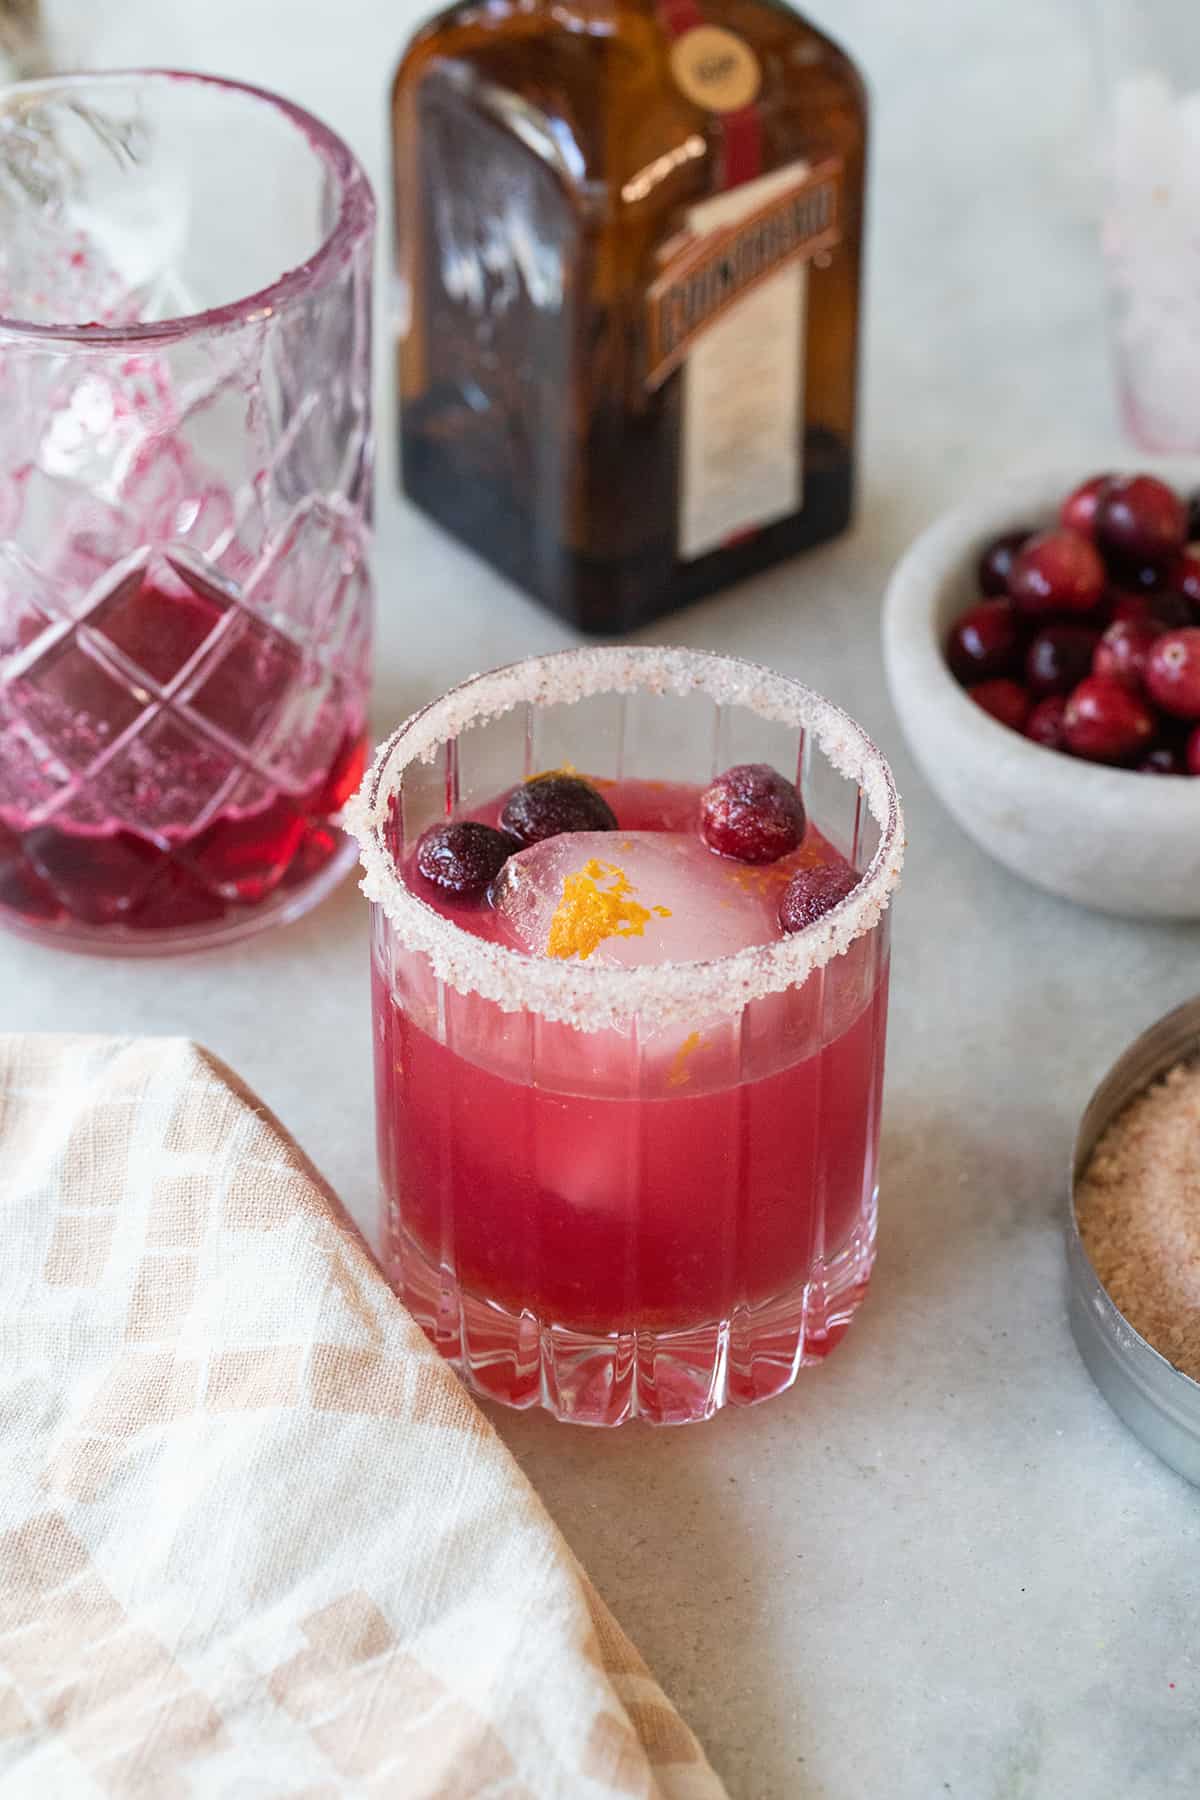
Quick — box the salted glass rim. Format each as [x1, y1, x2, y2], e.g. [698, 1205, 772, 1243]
[347, 647, 905, 1032]
[0, 69, 375, 344]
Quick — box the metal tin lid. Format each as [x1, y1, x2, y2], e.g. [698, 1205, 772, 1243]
[1068, 996, 1200, 1488]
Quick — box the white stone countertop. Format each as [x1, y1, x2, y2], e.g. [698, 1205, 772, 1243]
[8, 1, 1200, 1795]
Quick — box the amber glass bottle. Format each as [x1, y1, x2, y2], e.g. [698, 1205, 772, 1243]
[392, 0, 866, 634]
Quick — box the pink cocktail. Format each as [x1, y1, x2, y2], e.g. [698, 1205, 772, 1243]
[349, 648, 903, 1425]
[0, 73, 374, 950]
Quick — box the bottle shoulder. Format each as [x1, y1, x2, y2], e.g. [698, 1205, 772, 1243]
[393, 0, 865, 202]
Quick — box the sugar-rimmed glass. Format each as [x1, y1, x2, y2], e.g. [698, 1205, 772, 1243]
[0, 72, 374, 951]
[349, 647, 904, 1426]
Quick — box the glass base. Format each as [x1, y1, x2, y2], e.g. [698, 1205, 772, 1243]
[0, 830, 359, 958]
[387, 1195, 877, 1427]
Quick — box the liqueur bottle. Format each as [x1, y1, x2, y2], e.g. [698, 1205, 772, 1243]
[392, 0, 866, 633]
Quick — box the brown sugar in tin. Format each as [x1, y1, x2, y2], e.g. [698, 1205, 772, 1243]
[1068, 997, 1200, 1488]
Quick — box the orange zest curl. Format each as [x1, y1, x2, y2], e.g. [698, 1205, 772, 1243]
[546, 859, 671, 961]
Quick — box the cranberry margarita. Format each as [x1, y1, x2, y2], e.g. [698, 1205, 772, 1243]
[349, 649, 903, 1425]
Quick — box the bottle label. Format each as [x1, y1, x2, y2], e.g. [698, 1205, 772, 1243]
[668, 27, 761, 114]
[647, 160, 841, 561]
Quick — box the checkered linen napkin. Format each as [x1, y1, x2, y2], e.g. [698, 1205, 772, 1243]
[0, 1034, 725, 1799]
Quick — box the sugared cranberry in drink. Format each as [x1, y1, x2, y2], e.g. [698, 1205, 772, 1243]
[1025, 694, 1069, 751]
[699, 763, 806, 863]
[1145, 628, 1200, 720]
[1188, 724, 1200, 775]
[967, 679, 1032, 732]
[1093, 618, 1159, 690]
[1095, 473, 1186, 567]
[946, 599, 1022, 683]
[501, 773, 617, 845]
[778, 860, 858, 934]
[416, 821, 517, 896]
[977, 529, 1033, 596]
[1008, 529, 1105, 617]
[1062, 677, 1156, 762]
[1059, 473, 1112, 539]
[1170, 547, 1200, 620]
[1139, 745, 1185, 775]
[1025, 625, 1098, 696]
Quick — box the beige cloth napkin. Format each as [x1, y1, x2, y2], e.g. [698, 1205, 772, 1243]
[0, 1034, 726, 1800]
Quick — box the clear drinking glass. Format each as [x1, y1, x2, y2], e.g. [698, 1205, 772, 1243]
[349, 647, 904, 1426]
[1096, 2, 1200, 450]
[0, 72, 374, 951]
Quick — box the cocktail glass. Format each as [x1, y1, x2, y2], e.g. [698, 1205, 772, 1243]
[348, 647, 904, 1426]
[0, 72, 374, 950]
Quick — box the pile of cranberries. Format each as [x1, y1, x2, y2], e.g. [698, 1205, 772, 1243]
[946, 472, 1200, 773]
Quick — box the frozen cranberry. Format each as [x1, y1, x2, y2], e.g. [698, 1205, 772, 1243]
[977, 528, 1034, 596]
[699, 763, 806, 863]
[1170, 547, 1200, 620]
[1145, 628, 1200, 720]
[1025, 694, 1069, 751]
[1060, 473, 1113, 538]
[1008, 529, 1105, 617]
[1093, 618, 1160, 690]
[1063, 677, 1156, 763]
[1095, 473, 1186, 568]
[1188, 724, 1200, 775]
[1139, 745, 1185, 775]
[946, 599, 1022, 683]
[1025, 625, 1099, 696]
[967, 679, 1033, 732]
[778, 859, 858, 934]
[501, 773, 617, 845]
[416, 821, 518, 896]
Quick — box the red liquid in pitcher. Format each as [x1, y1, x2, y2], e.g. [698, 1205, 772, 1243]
[0, 568, 366, 935]
[374, 778, 889, 1415]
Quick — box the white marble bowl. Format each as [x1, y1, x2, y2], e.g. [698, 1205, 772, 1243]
[882, 469, 1200, 919]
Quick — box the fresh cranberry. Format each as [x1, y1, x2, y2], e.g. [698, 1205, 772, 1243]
[1188, 724, 1200, 775]
[699, 763, 806, 864]
[1109, 588, 1190, 629]
[1025, 694, 1069, 751]
[1095, 473, 1186, 568]
[967, 679, 1033, 732]
[977, 528, 1034, 596]
[1062, 677, 1156, 763]
[1139, 745, 1185, 775]
[1108, 591, 1153, 626]
[1025, 625, 1099, 696]
[1145, 628, 1200, 720]
[1170, 547, 1200, 620]
[500, 774, 617, 845]
[1093, 618, 1160, 690]
[778, 859, 858, 933]
[416, 821, 518, 896]
[1150, 590, 1193, 628]
[1008, 529, 1105, 617]
[1060, 473, 1113, 538]
[1187, 490, 1200, 544]
[946, 599, 1022, 684]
